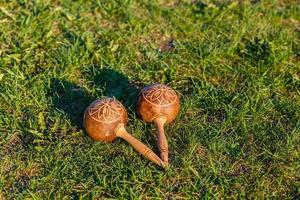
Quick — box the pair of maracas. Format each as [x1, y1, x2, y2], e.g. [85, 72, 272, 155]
[83, 84, 180, 168]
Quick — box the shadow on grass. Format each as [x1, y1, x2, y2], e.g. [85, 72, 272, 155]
[49, 67, 139, 129]
[85, 67, 139, 110]
[50, 78, 93, 129]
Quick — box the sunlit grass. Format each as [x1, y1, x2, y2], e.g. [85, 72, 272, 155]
[0, 0, 299, 199]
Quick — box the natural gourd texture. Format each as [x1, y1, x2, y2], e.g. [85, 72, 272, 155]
[137, 84, 180, 164]
[84, 98, 128, 142]
[84, 98, 166, 168]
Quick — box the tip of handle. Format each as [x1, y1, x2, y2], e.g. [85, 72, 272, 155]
[160, 161, 169, 169]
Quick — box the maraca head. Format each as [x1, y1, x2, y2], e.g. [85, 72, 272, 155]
[137, 84, 180, 123]
[84, 98, 128, 142]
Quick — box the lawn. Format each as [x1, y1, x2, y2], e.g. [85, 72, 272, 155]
[0, 0, 299, 199]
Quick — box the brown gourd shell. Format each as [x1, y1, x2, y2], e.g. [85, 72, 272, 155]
[137, 84, 180, 123]
[84, 98, 128, 142]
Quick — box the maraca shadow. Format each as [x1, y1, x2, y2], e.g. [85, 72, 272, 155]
[49, 67, 138, 128]
[85, 67, 139, 110]
[49, 78, 94, 129]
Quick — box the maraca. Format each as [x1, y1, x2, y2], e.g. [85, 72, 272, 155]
[137, 84, 180, 163]
[84, 97, 166, 168]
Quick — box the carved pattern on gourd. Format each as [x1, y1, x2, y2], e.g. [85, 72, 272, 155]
[88, 98, 124, 123]
[142, 84, 177, 106]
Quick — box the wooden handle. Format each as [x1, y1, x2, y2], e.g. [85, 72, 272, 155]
[116, 126, 166, 168]
[154, 117, 168, 163]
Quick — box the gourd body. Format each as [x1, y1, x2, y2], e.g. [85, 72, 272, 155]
[137, 84, 180, 123]
[84, 98, 128, 142]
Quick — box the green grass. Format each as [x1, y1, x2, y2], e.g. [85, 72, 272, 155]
[0, 0, 299, 199]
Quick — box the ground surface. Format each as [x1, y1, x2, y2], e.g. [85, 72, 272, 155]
[0, 0, 299, 199]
